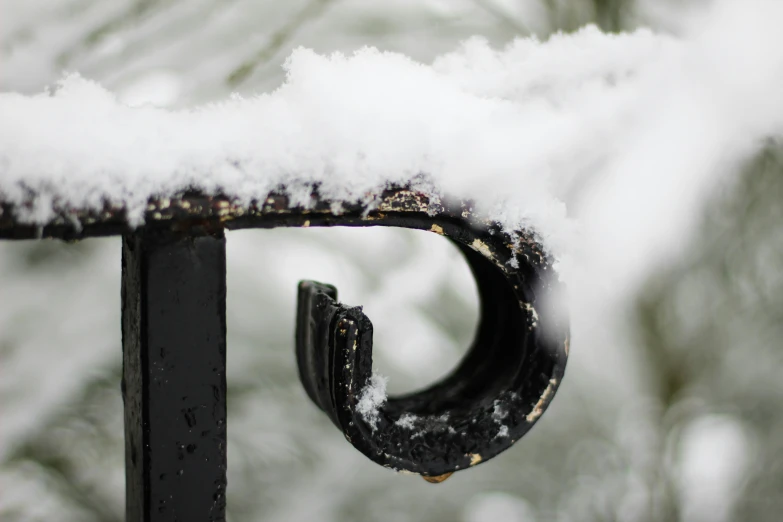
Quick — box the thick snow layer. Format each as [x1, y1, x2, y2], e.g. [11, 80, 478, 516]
[0, 24, 669, 236]
[1, 0, 782, 295]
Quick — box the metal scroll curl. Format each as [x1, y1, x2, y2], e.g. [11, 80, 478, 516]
[293, 189, 569, 482]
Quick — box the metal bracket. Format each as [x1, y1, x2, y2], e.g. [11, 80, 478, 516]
[1, 185, 569, 517]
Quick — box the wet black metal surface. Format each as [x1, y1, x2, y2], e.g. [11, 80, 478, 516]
[4, 187, 493, 241]
[2, 185, 569, 509]
[296, 220, 568, 480]
[122, 230, 227, 522]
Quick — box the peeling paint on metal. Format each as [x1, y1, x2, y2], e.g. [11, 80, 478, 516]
[526, 378, 558, 423]
[470, 239, 492, 258]
[523, 302, 539, 327]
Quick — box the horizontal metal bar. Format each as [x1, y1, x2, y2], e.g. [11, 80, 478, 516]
[0, 188, 480, 241]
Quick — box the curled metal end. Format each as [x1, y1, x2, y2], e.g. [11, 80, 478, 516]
[295, 215, 569, 480]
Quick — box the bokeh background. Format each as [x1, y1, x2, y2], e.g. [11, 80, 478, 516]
[1, 1, 782, 521]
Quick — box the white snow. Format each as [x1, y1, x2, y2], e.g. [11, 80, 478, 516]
[492, 401, 508, 420]
[2, 2, 782, 294]
[0, 25, 668, 241]
[1, 2, 781, 303]
[493, 400, 509, 437]
[395, 413, 417, 429]
[356, 372, 388, 430]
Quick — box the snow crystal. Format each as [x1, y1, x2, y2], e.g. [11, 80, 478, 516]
[356, 372, 388, 430]
[395, 413, 417, 429]
[492, 401, 509, 438]
[492, 401, 508, 421]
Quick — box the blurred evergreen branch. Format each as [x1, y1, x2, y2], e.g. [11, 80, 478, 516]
[472, 0, 531, 35]
[634, 141, 783, 522]
[227, 0, 338, 87]
[542, 0, 635, 32]
[57, 0, 176, 66]
[3, 364, 124, 522]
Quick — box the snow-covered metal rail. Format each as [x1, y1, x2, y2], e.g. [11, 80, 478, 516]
[0, 187, 568, 521]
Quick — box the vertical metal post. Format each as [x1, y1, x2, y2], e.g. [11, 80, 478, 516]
[122, 230, 227, 522]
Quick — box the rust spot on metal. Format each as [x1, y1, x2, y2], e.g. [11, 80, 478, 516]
[469, 453, 482, 466]
[430, 224, 444, 235]
[422, 472, 453, 484]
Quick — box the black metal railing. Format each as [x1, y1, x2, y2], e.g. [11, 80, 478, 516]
[0, 187, 569, 521]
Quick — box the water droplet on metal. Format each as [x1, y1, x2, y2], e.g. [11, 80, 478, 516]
[422, 472, 453, 484]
